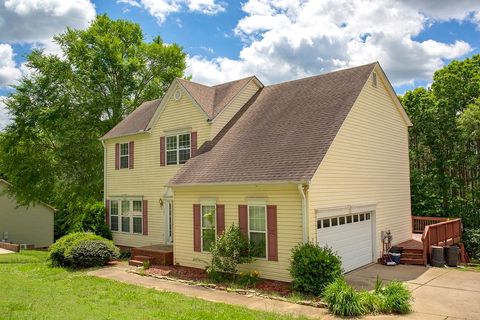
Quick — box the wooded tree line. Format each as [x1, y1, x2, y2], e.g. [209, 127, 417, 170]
[401, 55, 480, 229]
[0, 15, 186, 237]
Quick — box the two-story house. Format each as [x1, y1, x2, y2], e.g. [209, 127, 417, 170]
[101, 62, 413, 281]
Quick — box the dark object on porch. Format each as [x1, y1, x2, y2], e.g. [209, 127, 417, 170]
[431, 246, 445, 267]
[445, 245, 459, 267]
[129, 245, 173, 266]
[389, 246, 403, 254]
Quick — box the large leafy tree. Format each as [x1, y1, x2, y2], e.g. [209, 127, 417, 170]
[0, 15, 186, 217]
[401, 55, 480, 228]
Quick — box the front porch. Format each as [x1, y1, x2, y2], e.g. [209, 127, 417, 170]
[395, 216, 468, 266]
[129, 244, 173, 267]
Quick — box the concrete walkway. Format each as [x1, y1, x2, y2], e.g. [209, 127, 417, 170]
[0, 248, 14, 254]
[88, 265, 331, 319]
[347, 264, 480, 320]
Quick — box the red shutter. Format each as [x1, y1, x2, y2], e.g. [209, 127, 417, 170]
[191, 132, 198, 157]
[267, 205, 278, 261]
[193, 204, 201, 252]
[129, 141, 134, 169]
[143, 200, 148, 235]
[115, 143, 119, 170]
[238, 205, 248, 237]
[160, 136, 165, 166]
[216, 204, 225, 236]
[105, 199, 110, 227]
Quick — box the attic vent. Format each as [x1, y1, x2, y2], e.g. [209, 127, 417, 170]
[372, 72, 377, 88]
[174, 90, 182, 101]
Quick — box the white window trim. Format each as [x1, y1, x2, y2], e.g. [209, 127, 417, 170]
[247, 204, 268, 260]
[110, 198, 143, 235]
[119, 142, 129, 169]
[200, 204, 216, 252]
[166, 132, 191, 165]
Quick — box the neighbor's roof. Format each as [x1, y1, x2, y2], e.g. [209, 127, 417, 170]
[101, 76, 256, 140]
[0, 179, 56, 212]
[169, 63, 377, 185]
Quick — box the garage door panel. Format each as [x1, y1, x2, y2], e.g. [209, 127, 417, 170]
[317, 214, 373, 272]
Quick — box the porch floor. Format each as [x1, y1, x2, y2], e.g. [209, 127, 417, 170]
[130, 244, 173, 266]
[397, 233, 423, 251]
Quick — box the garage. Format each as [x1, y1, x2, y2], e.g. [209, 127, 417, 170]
[316, 211, 374, 272]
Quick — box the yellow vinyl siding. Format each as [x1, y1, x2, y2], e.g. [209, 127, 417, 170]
[105, 84, 211, 247]
[173, 184, 302, 282]
[308, 65, 411, 258]
[0, 182, 54, 248]
[210, 80, 260, 139]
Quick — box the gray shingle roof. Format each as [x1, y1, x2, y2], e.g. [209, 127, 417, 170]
[169, 63, 376, 185]
[101, 76, 255, 140]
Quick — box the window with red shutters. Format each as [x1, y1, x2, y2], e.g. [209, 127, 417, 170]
[160, 136, 165, 166]
[193, 204, 201, 252]
[216, 204, 225, 236]
[267, 205, 278, 261]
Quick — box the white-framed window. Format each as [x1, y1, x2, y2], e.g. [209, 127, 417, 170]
[248, 205, 267, 258]
[119, 143, 129, 169]
[201, 204, 216, 252]
[110, 199, 143, 234]
[166, 133, 191, 165]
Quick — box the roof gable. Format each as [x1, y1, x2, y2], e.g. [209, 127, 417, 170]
[169, 63, 377, 185]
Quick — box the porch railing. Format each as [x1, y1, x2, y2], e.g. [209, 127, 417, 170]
[421, 218, 462, 265]
[412, 216, 449, 233]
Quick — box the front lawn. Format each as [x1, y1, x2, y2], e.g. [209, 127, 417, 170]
[0, 251, 304, 319]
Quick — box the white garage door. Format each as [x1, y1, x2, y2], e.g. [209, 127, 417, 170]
[316, 212, 374, 273]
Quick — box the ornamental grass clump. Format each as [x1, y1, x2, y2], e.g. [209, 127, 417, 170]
[323, 278, 365, 317]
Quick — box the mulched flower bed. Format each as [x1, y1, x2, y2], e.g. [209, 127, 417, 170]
[145, 265, 292, 296]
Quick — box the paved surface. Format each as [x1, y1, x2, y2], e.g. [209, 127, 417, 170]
[0, 248, 14, 254]
[347, 263, 480, 320]
[88, 265, 331, 319]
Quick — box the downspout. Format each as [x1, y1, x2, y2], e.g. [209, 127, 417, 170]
[298, 184, 308, 243]
[101, 140, 106, 205]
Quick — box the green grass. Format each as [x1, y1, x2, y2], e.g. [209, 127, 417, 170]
[0, 251, 305, 320]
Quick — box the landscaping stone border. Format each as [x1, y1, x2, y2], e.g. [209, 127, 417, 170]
[128, 268, 327, 309]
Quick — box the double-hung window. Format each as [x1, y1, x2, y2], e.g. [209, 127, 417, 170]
[119, 143, 129, 169]
[110, 199, 143, 234]
[166, 133, 190, 165]
[201, 205, 216, 252]
[248, 205, 267, 258]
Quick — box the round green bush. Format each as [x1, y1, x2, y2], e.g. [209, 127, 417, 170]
[48, 232, 119, 268]
[289, 243, 342, 296]
[65, 239, 119, 268]
[323, 278, 365, 317]
[463, 228, 480, 260]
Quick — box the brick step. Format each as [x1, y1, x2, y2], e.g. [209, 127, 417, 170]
[400, 258, 425, 265]
[133, 255, 154, 262]
[128, 259, 143, 267]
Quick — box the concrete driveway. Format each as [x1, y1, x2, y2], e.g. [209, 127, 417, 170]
[0, 248, 14, 254]
[346, 264, 480, 319]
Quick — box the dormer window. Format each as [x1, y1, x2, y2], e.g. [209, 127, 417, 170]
[166, 133, 191, 165]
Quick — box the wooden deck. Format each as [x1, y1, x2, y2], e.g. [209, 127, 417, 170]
[397, 234, 423, 250]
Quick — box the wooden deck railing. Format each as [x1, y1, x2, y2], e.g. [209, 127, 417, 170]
[412, 216, 449, 233]
[421, 218, 462, 265]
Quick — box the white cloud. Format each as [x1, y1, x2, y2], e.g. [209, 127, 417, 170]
[0, 97, 11, 130]
[188, 0, 478, 86]
[119, 0, 225, 24]
[0, 0, 96, 43]
[0, 44, 22, 87]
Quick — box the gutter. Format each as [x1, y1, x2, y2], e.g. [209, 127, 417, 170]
[101, 140, 107, 205]
[298, 184, 308, 243]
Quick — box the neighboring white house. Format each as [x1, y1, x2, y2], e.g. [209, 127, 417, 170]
[0, 179, 55, 248]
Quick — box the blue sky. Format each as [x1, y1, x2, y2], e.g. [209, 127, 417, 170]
[1, 0, 480, 128]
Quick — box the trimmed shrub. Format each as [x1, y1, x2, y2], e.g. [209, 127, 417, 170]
[463, 228, 480, 260]
[74, 202, 112, 240]
[208, 224, 256, 276]
[48, 232, 118, 268]
[65, 239, 119, 268]
[289, 243, 342, 296]
[323, 278, 365, 317]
